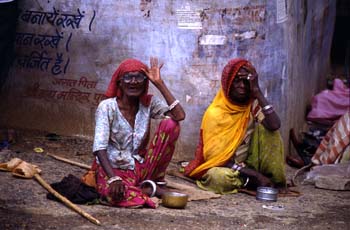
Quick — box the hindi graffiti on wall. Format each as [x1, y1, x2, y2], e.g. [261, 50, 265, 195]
[19, 7, 95, 30]
[15, 5, 104, 106]
[24, 76, 106, 106]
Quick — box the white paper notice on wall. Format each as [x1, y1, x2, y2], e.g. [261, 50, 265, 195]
[176, 4, 202, 29]
[199, 35, 227, 45]
[234, 31, 257, 41]
[276, 0, 288, 23]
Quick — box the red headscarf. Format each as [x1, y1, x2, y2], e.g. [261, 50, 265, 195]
[221, 58, 251, 103]
[105, 59, 152, 106]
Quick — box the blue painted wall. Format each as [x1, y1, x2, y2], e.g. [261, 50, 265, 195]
[0, 0, 336, 160]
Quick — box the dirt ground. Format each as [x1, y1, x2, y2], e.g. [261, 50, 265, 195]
[0, 130, 349, 230]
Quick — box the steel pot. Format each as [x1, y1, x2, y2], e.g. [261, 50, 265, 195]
[256, 187, 278, 202]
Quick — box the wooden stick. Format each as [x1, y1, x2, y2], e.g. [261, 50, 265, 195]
[166, 169, 195, 184]
[165, 178, 221, 201]
[47, 153, 90, 170]
[33, 173, 101, 226]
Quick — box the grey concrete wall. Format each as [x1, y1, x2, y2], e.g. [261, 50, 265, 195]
[0, 0, 335, 160]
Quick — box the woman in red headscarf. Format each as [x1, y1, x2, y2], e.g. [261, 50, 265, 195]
[90, 57, 185, 208]
[184, 58, 286, 194]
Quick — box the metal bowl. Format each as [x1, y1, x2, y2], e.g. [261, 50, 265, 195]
[256, 187, 278, 202]
[162, 191, 189, 209]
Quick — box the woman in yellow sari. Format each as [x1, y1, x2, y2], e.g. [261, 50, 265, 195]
[184, 58, 286, 194]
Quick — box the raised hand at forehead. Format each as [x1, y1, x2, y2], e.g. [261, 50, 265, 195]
[142, 56, 164, 84]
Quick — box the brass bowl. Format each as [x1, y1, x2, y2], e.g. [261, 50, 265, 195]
[161, 192, 189, 209]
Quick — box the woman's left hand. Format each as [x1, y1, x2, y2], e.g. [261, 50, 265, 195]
[143, 57, 164, 85]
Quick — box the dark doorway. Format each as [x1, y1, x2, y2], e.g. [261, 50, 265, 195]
[330, 0, 350, 84]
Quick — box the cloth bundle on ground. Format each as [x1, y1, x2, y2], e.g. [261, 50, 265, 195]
[312, 111, 350, 165]
[303, 163, 350, 190]
[0, 157, 41, 178]
[0, 158, 99, 204]
[47, 174, 99, 204]
[307, 78, 350, 125]
[293, 112, 349, 190]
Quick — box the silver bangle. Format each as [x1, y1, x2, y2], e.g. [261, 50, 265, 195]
[140, 179, 157, 197]
[243, 177, 250, 187]
[168, 100, 180, 111]
[107, 175, 123, 185]
[262, 104, 273, 111]
[263, 108, 274, 115]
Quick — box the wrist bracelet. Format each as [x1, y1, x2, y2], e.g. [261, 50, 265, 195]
[107, 175, 123, 185]
[140, 179, 157, 197]
[262, 107, 274, 115]
[243, 177, 250, 187]
[168, 100, 180, 111]
[262, 104, 273, 111]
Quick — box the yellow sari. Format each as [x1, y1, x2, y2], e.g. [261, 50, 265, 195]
[188, 88, 251, 178]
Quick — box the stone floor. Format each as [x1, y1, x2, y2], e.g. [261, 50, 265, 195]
[0, 130, 349, 230]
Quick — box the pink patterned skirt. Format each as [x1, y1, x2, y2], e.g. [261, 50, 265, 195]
[94, 118, 180, 208]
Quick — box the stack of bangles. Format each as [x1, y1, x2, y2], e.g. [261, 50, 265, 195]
[262, 104, 274, 115]
[231, 163, 242, 171]
[231, 164, 249, 188]
[107, 175, 123, 185]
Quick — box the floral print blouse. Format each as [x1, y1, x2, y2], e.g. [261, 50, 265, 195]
[93, 96, 168, 170]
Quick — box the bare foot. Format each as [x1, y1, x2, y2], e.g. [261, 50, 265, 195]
[275, 185, 289, 194]
[150, 197, 160, 208]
